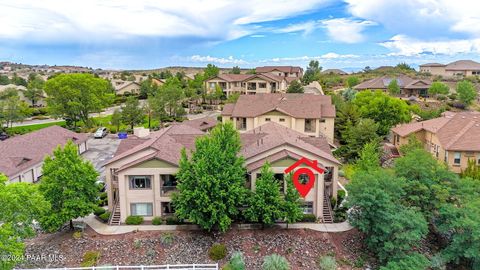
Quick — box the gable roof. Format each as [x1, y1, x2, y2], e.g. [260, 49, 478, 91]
[115, 81, 140, 91]
[445, 60, 480, 71]
[0, 126, 88, 177]
[391, 111, 480, 151]
[419, 63, 445, 67]
[354, 75, 431, 90]
[207, 74, 254, 82]
[175, 116, 217, 131]
[256, 66, 303, 74]
[221, 93, 335, 119]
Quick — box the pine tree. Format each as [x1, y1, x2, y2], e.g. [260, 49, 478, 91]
[282, 174, 303, 227]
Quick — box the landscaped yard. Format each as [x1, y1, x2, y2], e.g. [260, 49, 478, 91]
[18, 227, 369, 270]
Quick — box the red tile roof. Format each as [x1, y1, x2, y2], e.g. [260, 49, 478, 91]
[221, 93, 335, 119]
[0, 126, 88, 177]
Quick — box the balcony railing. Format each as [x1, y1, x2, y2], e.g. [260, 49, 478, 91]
[161, 186, 177, 196]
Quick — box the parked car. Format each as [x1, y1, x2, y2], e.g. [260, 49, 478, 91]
[0, 132, 9, 141]
[94, 127, 108, 138]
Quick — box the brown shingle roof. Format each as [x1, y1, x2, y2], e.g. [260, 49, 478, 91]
[221, 93, 335, 119]
[445, 60, 480, 71]
[419, 63, 445, 67]
[392, 111, 480, 151]
[176, 117, 217, 131]
[354, 75, 431, 90]
[256, 66, 303, 74]
[0, 126, 88, 177]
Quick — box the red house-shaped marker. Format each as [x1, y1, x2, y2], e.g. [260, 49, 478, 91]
[284, 157, 325, 198]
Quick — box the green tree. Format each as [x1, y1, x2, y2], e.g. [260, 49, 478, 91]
[230, 66, 241, 74]
[380, 253, 430, 270]
[204, 64, 220, 79]
[226, 92, 240, 104]
[173, 122, 247, 232]
[110, 108, 122, 132]
[387, 79, 401, 95]
[139, 78, 159, 99]
[335, 101, 360, 144]
[398, 134, 423, 155]
[341, 88, 358, 101]
[456, 80, 477, 105]
[11, 73, 27, 86]
[44, 73, 114, 127]
[0, 75, 9, 85]
[0, 91, 31, 127]
[244, 163, 284, 226]
[282, 174, 303, 227]
[25, 74, 45, 106]
[149, 77, 185, 120]
[347, 171, 428, 263]
[286, 80, 304, 93]
[341, 118, 380, 162]
[143, 102, 154, 129]
[354, 141, 380, 173]
[39, 141, 99, 231]
[302, 60, 322, 84]
[353, 90, 411, 136]
[460, 159, 480, 180]
[0, 223, 25, 270]
[121, 96, 144, 130]
[428, 81, 449, 97]
[345, 76, 360, 88]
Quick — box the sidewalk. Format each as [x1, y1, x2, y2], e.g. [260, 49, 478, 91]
[79, 214, 354, 235]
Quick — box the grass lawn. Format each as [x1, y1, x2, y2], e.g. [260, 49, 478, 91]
[7, 121, 66, 135]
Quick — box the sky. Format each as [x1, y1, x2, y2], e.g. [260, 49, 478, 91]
[1, 0, 480, 71]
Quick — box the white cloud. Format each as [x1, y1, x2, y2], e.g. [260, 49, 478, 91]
[190, 55, 248, 65]
[380, 35, 480, 56]
[275, 21, 318, 35]
[320, 18, 376, 43]
[0, 0, 329, 43]
[260, 53, 359, 62]
[320, 52, 359, 59]
[250, 34, 265, 38]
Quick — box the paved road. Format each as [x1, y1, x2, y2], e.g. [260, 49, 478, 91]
[82, 135, 121, 182]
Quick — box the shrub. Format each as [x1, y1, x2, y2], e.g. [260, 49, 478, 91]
[209, 243, 227, 261]
[448, 93, 457, 100]
[125, 215, 144, 225]
[73, 231, 82, 239]
[152, 217, 162, 225]
[337, 190, 346, 206]
[133, 239, 142, 249]
[165, 216, 182, 225]
[301, 214, 317, 222]
[81, 251, 101, 267]
[160, 232, 175, 245]
[318, 255, 337, 270]
[227, 252, 246, 270]
[94, 206, 106, 216]
[436, 94, 447, 101]
[99, 211, 111, 223]
[262, 254, 290, 270]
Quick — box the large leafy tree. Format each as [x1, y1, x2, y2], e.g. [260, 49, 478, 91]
[282, 174, 303, 226]
[39, 141, 99, 231]
[354, 141, 381, 173]
[456, 80, 477, 105]
[0, 89, 31, 128]
[302, 60, 322, 84]
[173, 122, 247, 232]
[230, 66, 241, 74]
[149, 77, 185, 122]
[380, 253, 430, 270]
[244, 163, 284, 226]
[387, 79, 401, 95]
[352, 90, 411, 136]
[121, 96, 144, 129]
[25, 74, 45, 106]
[44, 73, 114, 127]
[286, 80, 304, 93]
[340, 118, 380, 162]
[428, 81, 449, 97]
[335, 101, 360, 144]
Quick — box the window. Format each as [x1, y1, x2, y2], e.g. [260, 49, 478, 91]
[131, 203, 153, 216]
[258, 83, 267, 88]
[454, 152, 461, 165]
[274, 173, 285, 193]
[265, 118, 271, 122]
[279, 118, 285, 122]
[302, 202, 313, 214]
[161, 202, 175, 216]
[237, 117, 247, 130]
[298, 173, 310, 185]
[247, 82, 257, 90]
[161, 175, 177, 195]
[304, 119, 316, 132]
[319, 119, 326, 123]
[129, 176, 151, 189]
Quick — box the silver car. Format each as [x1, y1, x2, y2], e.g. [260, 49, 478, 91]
[94, 127, 108, 138]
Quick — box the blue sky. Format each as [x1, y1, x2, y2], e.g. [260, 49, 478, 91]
[1, 0, 480, 70]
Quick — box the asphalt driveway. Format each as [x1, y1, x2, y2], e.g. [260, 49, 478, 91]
[82, 135, 121, 182]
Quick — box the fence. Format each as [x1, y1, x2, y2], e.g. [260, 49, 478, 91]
[16, 264, 218, 270]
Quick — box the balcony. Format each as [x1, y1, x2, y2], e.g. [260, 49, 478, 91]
[161, 185, 177, 196]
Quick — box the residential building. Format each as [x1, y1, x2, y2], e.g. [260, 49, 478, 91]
[151, 78, 165, 86]
[104, 120, 340, 224]
[204, 66, 302, 97]
[114, 81, 141, 95]
[221, 93, 335, 143]
[419, 60, 480, 77]
[391, 111, 480, 173]
[0, 84, 47, 107]
[354, 75, 432, 97]
[0, 126, 88, 183]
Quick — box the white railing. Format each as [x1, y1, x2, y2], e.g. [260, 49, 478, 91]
[16, 263, 218, 270]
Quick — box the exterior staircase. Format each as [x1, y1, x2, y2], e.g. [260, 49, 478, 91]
[109, 202, 121, 225]
[322, 194, 334, 223]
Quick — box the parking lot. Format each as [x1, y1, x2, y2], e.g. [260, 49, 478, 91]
[82, 134, 121, 182]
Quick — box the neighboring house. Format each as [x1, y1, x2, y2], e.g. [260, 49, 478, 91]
[354, 75, 432, 97]
[151, 78, 165, 86]
[419, 60, 480, 77]
[221, 93, 335, 143]
[0, 126, 88, 183]
[322, 69, 348, 75]
[115, 81, 141, 95]
[391, 111, 480, 173]
[104, 120, 340, 224]
[0, 84, 47, 106]
[204, 66, 302, 97]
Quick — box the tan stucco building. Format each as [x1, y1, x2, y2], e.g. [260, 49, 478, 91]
[221, 93, 336, 143]
[391, 111, 480, 173]
[114, 81, 141, 95]
[419, 60, 480, 77]
[104, 119, 340, 225]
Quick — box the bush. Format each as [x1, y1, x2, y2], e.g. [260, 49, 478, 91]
[81, 251, 101, 267]
[160, 232, 175, 245]
[262, 254, 290, 270]
[99, 211, 111, 223]
[209, 243, 227, 261]
[94, 206, 106, 216]
[448, 93, 457, 100]
[165, 216, 182, 225]
[301, 214, 317, 222]
[152, 217, 162, 225]
[436, 94, 447, 101]
[318, 255, 337, 270]
[73, 231, 82, 239]
[227, 252, 246, 270]
[125, 215, 144, 225]
[337, 190, 346, 206]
